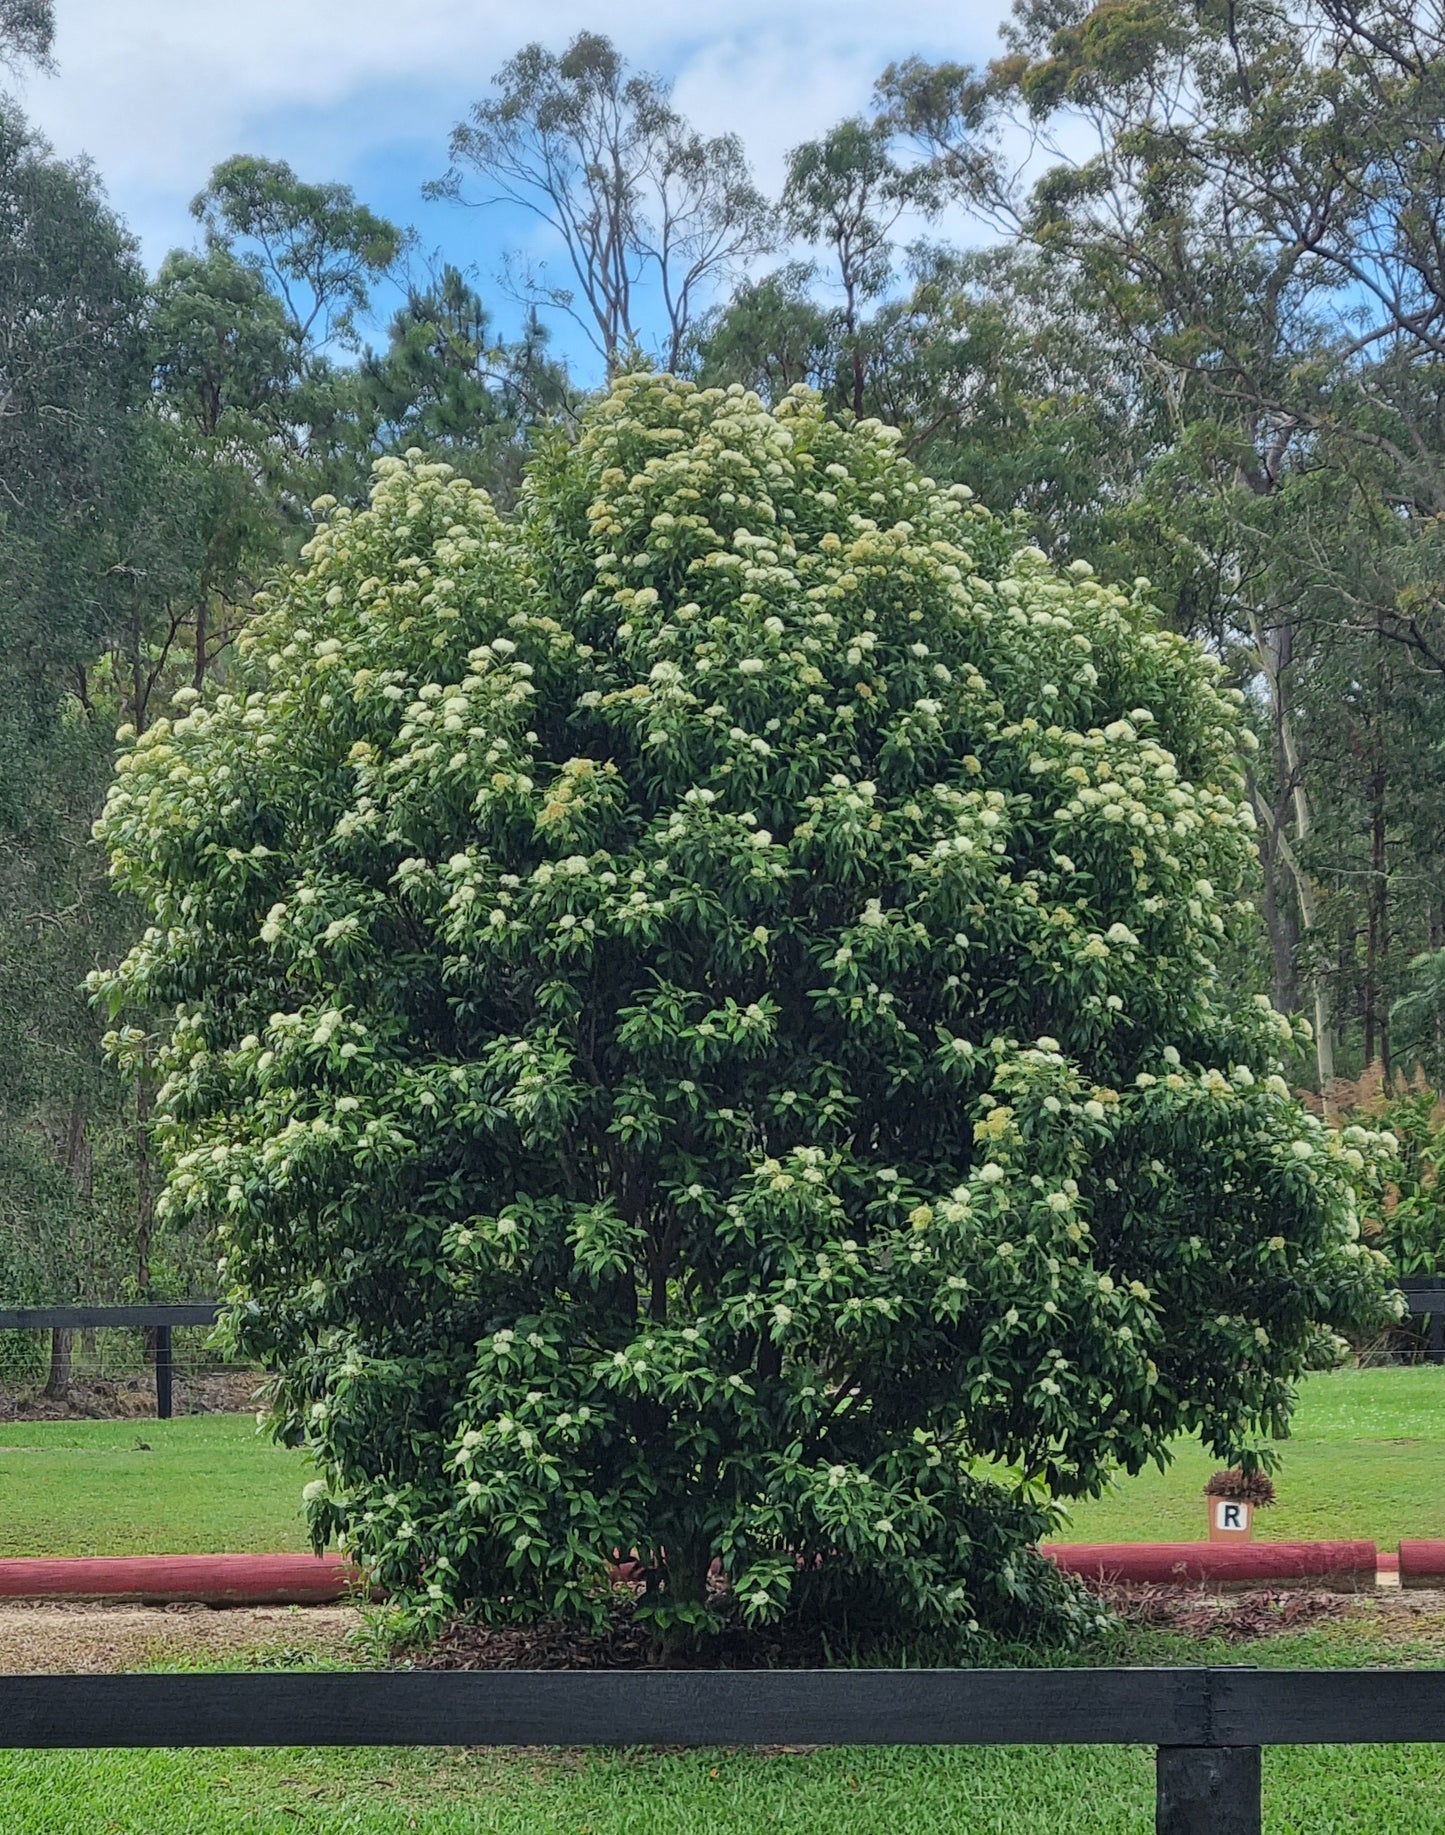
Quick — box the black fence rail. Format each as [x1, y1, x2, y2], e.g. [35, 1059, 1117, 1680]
[2, 1284, 1440, 1415]
[0, 1305, 221, 1419]
[3, 1664, 1445, 1831]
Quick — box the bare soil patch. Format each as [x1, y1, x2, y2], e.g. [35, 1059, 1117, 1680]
[6, 1587, 1442, 1677]
[415, 1585, 1445, 1670]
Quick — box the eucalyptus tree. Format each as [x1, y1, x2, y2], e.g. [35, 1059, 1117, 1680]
[193, 155, 405, 355]
[0, 104, 151, 1350]
[781, 116, 941, 417]
[0, 0, 53, 77]
[430, 32, 775, 375]
[884, 0, 1445, 1092]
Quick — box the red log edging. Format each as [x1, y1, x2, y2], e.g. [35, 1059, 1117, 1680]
[0, 1538, 1412, 1607]
[1044, 1539, 1378, 1591]
[1397, 1540, 1445, 1589]
[0, 1552, 356, 1606]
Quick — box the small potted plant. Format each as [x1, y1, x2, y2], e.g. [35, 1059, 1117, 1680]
[1204, 1467, 1276, 1542]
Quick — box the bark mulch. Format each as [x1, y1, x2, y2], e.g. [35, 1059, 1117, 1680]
[1103, 1581, 1445, 1643]
[0, 1371, 259, 1421]
[410, 1593, 834, 1672]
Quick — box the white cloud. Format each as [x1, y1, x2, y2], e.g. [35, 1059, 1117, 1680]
[18, 1, 1011, 254]
[9, 1, 1023, 376]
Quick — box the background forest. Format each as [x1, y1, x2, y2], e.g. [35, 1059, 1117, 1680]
[7, 0, 1445, 1328]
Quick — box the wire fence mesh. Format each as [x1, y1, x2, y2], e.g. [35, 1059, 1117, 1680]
[0, 1325, 262, 1417]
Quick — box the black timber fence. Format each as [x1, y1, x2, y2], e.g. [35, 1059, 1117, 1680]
[4, 1664, 1445, 1832]
[2, 1283, 1438, 1406]
[0, 1305, 220, 1419]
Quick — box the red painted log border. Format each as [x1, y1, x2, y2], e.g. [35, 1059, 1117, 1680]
[1398, 1540, 1445, 1588]
[0, 1540, 1397, 1606]
[1044, 1540, 1379, 1591]
[0, 1552, 356, 1606]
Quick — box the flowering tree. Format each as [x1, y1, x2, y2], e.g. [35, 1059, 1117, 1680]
[94, 375, 1392, 1647]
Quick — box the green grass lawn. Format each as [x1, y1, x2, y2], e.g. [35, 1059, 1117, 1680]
[2, 1365, 1443, 1561]
[1054, 1365, 1445, 1548]
[14, 1741, 1445, 1835]
[0, 1416, 309, 1557]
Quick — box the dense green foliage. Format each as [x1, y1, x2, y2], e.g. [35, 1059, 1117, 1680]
[0, 110, 560, 1324]
[9, 2, 1445, 1669]
[883, 1, 1445, 1092]
[93, 375, 1388, 1643]
[0, 106, 152, 1314]
[1349, 1086, 1445, 1279]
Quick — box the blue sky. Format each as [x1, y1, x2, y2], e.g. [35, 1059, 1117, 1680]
[15, 1, 1017, 381]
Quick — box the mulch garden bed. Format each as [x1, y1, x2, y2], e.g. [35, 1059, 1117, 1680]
[0, 1371, 258, 1421]
[410, 1590, 836, 1672]
[409, 1583, 1445, 1669]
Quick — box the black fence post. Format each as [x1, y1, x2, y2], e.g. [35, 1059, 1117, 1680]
[1156, 1745, 1261, 1834]
[155, 1323, 173, 1421]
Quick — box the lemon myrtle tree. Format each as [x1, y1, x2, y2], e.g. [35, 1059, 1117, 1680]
[94, 375, 1392, 1647]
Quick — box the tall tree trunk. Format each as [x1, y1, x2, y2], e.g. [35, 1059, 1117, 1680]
[43, 1329, 72, 1398]
[137, 1069, 157, 1367]
[1251, 767, 1298, 1013]
[1248, 610, 1336, 1099]
[1365, 795, 1389, 1083]
[1365, 907, 1377, 1072]
[1371, 625, 1390, 1088]
[45, 1097, 89, 1400]
[1430, 898, 1444, 1082]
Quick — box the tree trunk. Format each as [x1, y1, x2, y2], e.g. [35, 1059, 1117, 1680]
[1371, 628, 1390, 1088]
[1430, 899, 1444, 1082]
[1365, 910, 1377, 1072]
[44, 1330, 72, 1398]
[1253, 773, 1298, 1013]
[45, 1095, 89, 1401]
[137, 1069, 157, 1366]
[1248, 610, 1336, 1098]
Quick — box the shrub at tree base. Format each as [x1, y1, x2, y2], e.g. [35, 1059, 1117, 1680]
[94, 376, 1394, 1650]
[1204, 1467, 1276, 1508]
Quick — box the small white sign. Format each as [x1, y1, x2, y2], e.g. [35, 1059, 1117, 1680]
[1212, 1499, 1250, 1534]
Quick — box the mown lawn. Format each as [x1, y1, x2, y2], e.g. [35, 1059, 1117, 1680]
[0, 1416, 309, 1557]
[1055, 1364, 1445, 1547]
[2, 1366, 1444, 1562]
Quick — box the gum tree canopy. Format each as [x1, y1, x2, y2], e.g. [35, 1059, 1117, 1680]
[95, 376, 1390, 1646]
